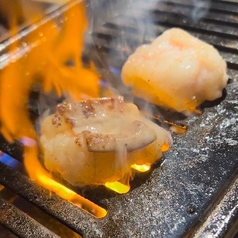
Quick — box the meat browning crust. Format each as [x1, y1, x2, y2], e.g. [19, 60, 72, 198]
[52, 97, 126, 128]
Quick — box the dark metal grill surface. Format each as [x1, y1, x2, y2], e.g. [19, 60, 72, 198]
[0, 0, 238, 237]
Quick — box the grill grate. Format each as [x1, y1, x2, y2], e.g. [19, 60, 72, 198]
[0, 0, 238, 237]
[0, 196, 59, 238]
[0, 161, 114, 237]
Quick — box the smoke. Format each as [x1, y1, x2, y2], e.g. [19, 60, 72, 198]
[191, 0, 211, 22]
[115, 142, 133, 187]
[85, 0, 212, 106]
[86, 0, 212, 56]
[85, 0, 160, 102]
[86, 0, 159, 51]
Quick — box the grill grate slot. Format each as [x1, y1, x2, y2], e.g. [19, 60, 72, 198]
[0, 196, 59, 238]
[92, 24, 238, 71]
[150, 10, 238, 34]
[90, 0, 238, 73]
[157, 0, 238, 15]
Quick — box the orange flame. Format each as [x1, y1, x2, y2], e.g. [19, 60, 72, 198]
[24, 144, 106, 218]
[131, 164, 151, 172]
[0, 0, 154, 198]
[0, 0, 99, 142]
[0, 0, 106, 215]
[105, 164, 151, 194]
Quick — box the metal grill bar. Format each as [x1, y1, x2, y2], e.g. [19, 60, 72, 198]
[0, 161, 119, 237]
[134, 0, 238, 22]
[90, 0, 238, 73]
[158, 0, 238, 15]
[92, 25, 238, 73]
[150, 10, 238, 34]
[102, 19, 238, 48]
[0, 135, 23, 162]
[0, 196, 59, 238]
[190, 168, 238, 238]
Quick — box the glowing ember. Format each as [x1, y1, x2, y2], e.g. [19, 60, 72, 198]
[131, 164, 151, 172]
[105, 181, 130, 194]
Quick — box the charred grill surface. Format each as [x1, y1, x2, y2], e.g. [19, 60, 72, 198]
[0, 0, 238, 237]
